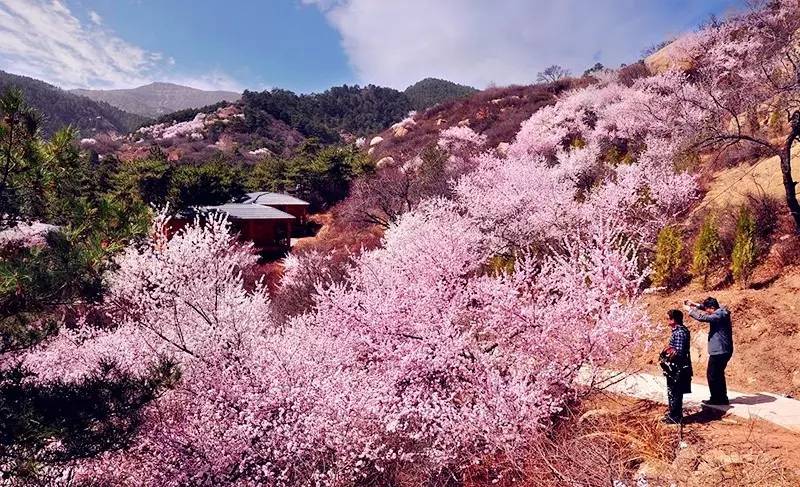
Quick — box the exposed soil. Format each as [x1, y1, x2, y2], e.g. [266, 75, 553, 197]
[635, 147, 800, 398]
[640, 262, 800, 398]
[585, 394, 800, 487]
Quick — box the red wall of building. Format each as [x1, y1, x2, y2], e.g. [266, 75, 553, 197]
[269, 204, 308, 223]
[169, 217, 292, 252]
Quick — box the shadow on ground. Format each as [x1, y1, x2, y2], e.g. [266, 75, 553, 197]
[683, 407, 727, 424]
[730, 393, 777, 405]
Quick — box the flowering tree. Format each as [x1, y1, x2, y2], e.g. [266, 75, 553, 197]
[13, 192, 650, 485]
[0, 221, 58, 251]
[658, 0, 800, 231]
[14, 3, 770, 480]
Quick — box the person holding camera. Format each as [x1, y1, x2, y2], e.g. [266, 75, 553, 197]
[684, 297, 733, 406]
[660, 309, 693, 424]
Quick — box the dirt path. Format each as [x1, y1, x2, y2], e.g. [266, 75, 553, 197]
[580, 369, 800, 432]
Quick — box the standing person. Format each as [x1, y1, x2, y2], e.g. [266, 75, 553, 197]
[660, 309, 692, 424]
[684, 297, 733, 406]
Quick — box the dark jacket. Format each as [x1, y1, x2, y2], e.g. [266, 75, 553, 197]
[662, 324, 693, 393]
[689, 306, 733, 356]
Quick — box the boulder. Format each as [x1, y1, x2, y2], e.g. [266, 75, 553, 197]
[369, 136, 384, 146]
[216, 105, 239, 119]
[376, 156, 395, 168]
[644, 41, 694, 74]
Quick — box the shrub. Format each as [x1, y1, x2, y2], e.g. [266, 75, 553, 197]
[652, 226, 685, 289]
[746, 191, 780, 246]
[731, 206, 757, 287]
[692, 215, 722, 289]
[247, 156, 288, 192]
[168, 159, 245, 208]
[673, 150, 701, 173]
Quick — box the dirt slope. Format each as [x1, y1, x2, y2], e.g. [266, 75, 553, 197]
[588, 395, 800, 487]
[638, 150, 800, 398]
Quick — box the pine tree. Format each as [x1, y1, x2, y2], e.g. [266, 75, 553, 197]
[731, 206, 757, 288]
[692, 216, 721, 289]
[652, 226, 684, 289]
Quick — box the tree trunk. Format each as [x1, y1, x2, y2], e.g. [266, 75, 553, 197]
[781, 110, 800, 233]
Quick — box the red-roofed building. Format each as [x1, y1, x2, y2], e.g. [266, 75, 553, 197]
[171, 193, 309, 253]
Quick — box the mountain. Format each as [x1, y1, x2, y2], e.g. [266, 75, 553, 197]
[96, 79, 488, 163]
[108, 84, 414, 163]
[404, 78, 478, 112]
[0, 70, 147, 136]
[241, 85, 412, 142]
[71, 82, 241, 118]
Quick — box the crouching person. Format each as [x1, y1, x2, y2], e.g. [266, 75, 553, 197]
[660, 309, 693, 424]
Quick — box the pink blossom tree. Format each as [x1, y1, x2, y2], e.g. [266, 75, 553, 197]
[655, 0, 800, 231]
[12, 8, 744, 481]
[17, 198, 650, 484]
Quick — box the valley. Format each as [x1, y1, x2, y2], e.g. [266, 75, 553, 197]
[2, 1, 800, 485]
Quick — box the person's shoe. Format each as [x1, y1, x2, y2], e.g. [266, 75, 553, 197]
[701, 399, 730, 406]
[661, 415, 681, 424]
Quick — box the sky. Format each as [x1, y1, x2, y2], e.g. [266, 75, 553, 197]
[0, 0, 744, 93]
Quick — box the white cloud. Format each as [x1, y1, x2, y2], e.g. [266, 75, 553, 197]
[0, 0, 244, 91]
[88, 9, 101, 25]
[307, 0, 739, 89]
[0, 0, 156, 88]
[165, 70, 246, 93]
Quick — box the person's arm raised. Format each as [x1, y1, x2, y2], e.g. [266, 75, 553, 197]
[687, 306, 715, 323]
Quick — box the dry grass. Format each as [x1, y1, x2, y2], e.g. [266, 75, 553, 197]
[518, 398, 676, 487]
[518, 395, 800, 487]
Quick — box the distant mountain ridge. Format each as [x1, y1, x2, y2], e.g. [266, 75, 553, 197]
[71, 82, 241, 118]
[0, 70, 147, 136]
[103, 78, 482, 164]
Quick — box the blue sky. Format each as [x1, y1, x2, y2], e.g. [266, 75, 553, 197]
[0, 0, 743, 93]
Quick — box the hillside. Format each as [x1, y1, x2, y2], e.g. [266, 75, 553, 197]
[9, 1, 800, 484]
[104, 80, 480, 163]
[71, 82, 241, 118]
[365, 80, 574, 165]
[77, 78, 487, 164]
[240, 85, 413, 142]
[0, 70, 146, 136]
[404, 77, 477, 112]
[101, 102, 305, 163]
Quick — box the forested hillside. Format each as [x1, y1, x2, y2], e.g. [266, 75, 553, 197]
[404, 77, 477, 112]
[240, 79, 478, 142]
[240, 85, 412, 142]
[0, 71, 147, 136]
